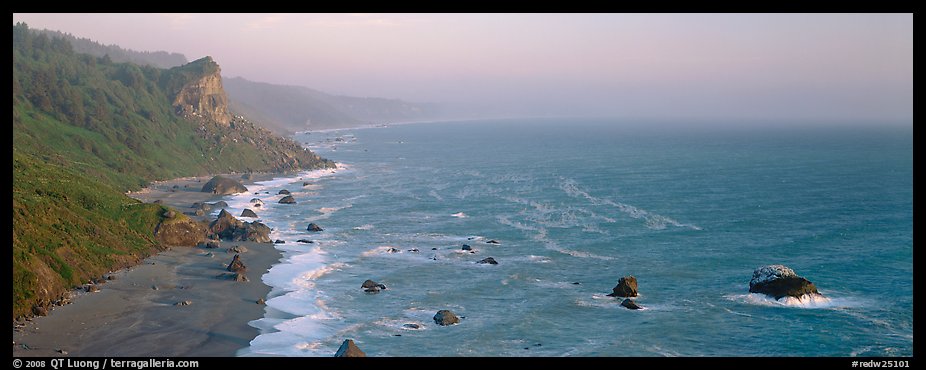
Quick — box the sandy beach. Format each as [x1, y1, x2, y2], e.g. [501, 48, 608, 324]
[13, 174, 285, 357]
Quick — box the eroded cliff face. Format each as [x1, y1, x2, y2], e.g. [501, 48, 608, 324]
[172, 57, 232, 125]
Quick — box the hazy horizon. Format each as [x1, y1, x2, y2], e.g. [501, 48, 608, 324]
[12, 13, 912, 124]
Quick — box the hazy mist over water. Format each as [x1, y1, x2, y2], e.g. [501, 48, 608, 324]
[11, 13, 912, 125]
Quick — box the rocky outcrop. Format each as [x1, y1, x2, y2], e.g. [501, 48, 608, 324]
[197, 240, 220, 249]
[209, 209, 272, 243]
[307, 223, 323, 232]
[154, 213, 208, 247]
[278, 189, 290, 195]
[227, 254, 246, 272]
[240, 209, 258, 218]
[749, 265, 820, 300]
[279, 195, 296, 204]
[171, 57, 232, 125]
[334, 339, 366, 357]
[201, 176, 247, 195]
[361, 279, 387, 293]
[476, 257, 498, 265]
[433, 310, 460, 326]
[607, 276, 638, 298]
[620, 299, 642, 310]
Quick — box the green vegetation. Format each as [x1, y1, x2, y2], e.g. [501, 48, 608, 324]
[13, 150, 166, 318]
[12, 23, 334, 319]
[33, 28, 188, 69]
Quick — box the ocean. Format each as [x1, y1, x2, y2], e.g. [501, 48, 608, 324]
[226, 118, 911, 357]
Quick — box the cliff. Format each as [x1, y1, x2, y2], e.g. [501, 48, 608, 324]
[167, 56, 232, 125]
[224, 76, 441, 134]
[12, 23, 334, 320]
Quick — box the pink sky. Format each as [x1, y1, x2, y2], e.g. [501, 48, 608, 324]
[12, 13, 912, 122]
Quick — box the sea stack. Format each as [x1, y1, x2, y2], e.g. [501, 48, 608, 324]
[606, 276, 638, 297]
[749, 265, 821, 300]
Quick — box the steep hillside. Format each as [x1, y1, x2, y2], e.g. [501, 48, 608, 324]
[224, 76, 440, 134]
[33, 28, 188, 69]
[12, 23, 334, 320]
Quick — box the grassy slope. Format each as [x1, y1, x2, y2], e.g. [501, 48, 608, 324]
[11, 24, 333, 319]
[13, 151, 167, 318]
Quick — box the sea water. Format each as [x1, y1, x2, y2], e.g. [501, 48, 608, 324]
[229, 118, 911, 357]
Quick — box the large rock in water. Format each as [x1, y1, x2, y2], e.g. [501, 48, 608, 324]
[433, 310, 460, 326]
[606, 276, 638, 297]
[334, 339, 366, 357]
[201, 176, 248, 195]
[240, 209, 258, 218]
[361, 279, 387, 293]
[279, 195, 296, 204]
[749, 265, 820, 300]
[307, 223, 323, 232]
[620, 299, 643, 310]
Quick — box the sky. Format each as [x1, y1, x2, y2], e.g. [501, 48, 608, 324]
[12, 13, 913, 123]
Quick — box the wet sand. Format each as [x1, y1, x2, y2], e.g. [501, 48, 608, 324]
[13, 174, 284, 357]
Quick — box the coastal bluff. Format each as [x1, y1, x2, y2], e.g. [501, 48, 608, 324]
[169, 56, 231, 125]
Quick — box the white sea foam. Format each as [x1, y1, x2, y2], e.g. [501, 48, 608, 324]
[451, 212, 468, 218]
[558, 177, 702, 231]
[725, 292, 845, 309]
[361, 246, 404, 257]
[353, 224, 375, 230]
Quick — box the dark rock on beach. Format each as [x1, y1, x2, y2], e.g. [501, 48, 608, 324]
[477, 257, 498, 265]
[749, 265, 820, 300]
[240, 209, 258, 218]
[279, 195, 296, 204]
[198, 240, 221, 249]
[620, 299, 642, 310]
[210, 209, 272, 243]
[334, 339, 366, 357]
[32, 306, 48, 316]
[227, 254, 246, 273]
[307, 223, 323, 232]
[256, 298, 266, 305]
[211, 201, 228, 209]
[201, 176, 248, 195]
[191, 202, 211, 211]
[433, 310, 460, 326]
[607, 276, 638, 298]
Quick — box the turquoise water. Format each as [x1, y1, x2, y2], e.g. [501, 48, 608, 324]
[233, 119, 912, 357]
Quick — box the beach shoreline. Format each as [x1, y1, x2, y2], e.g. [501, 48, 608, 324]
[12, 173, 290, 357]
